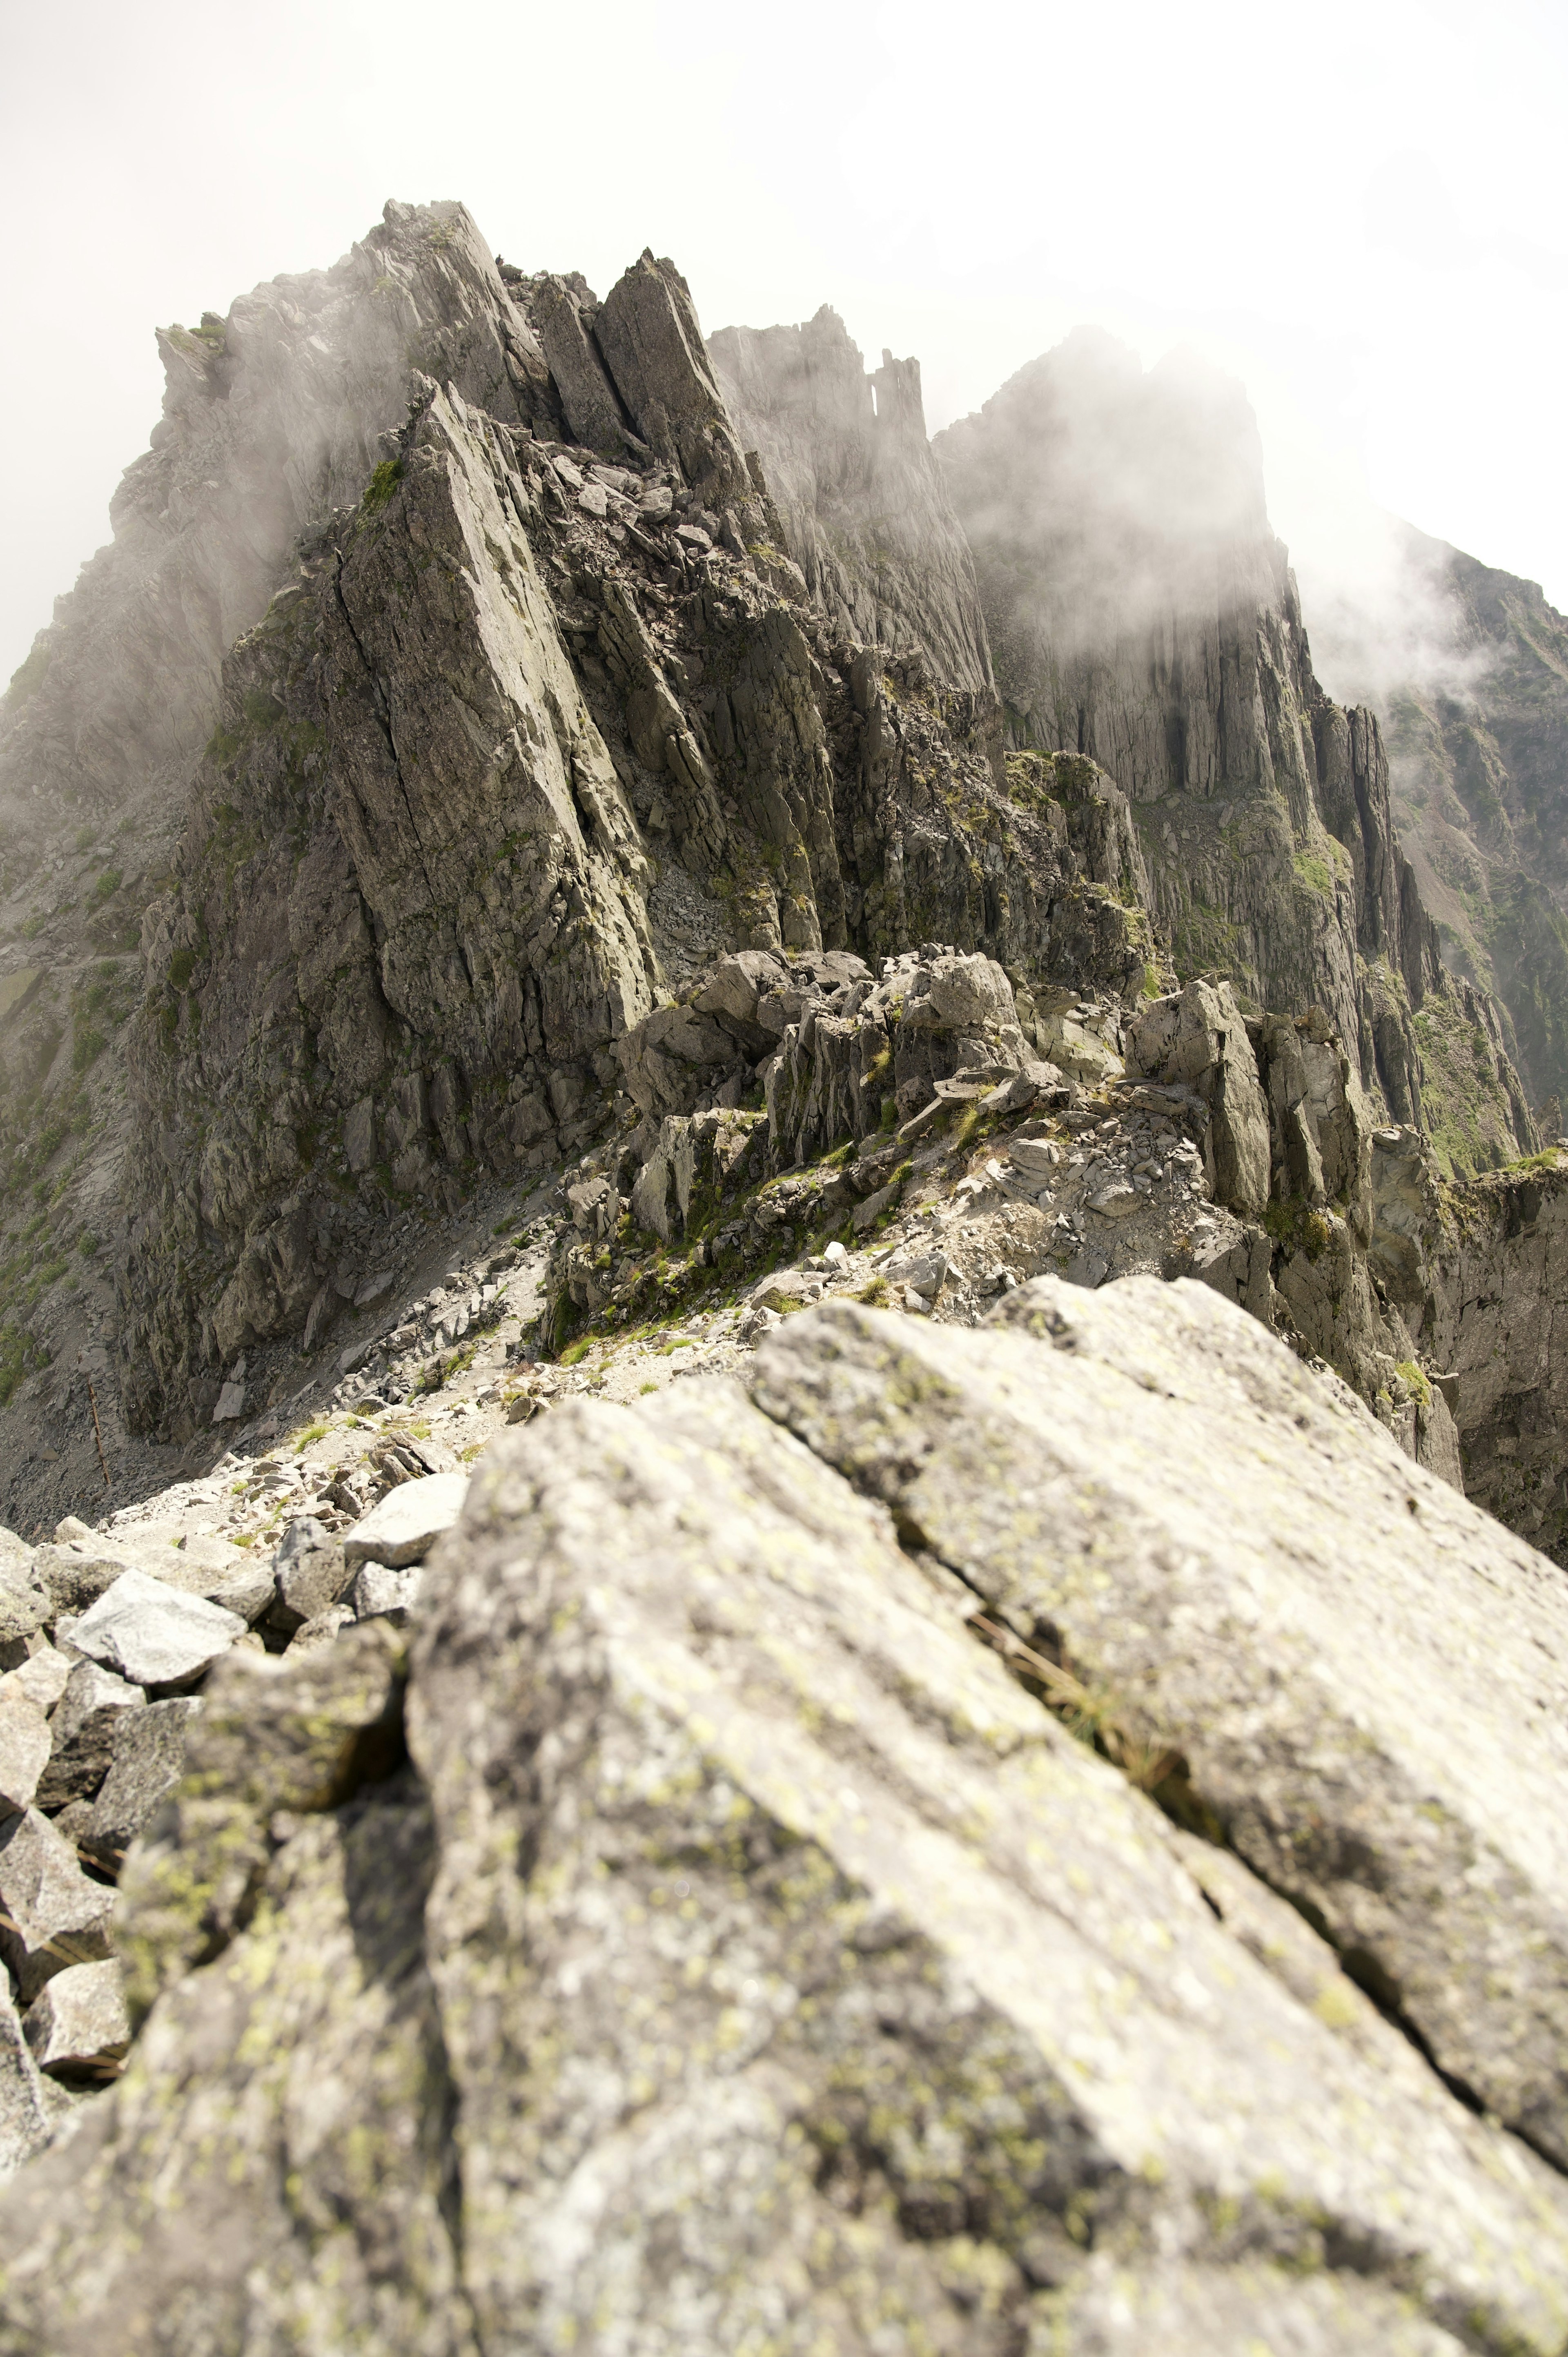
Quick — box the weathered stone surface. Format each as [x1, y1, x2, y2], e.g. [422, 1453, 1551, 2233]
[70, 1570, 244, 1690]
[1031, 2259, 1468, 2354]
[1127, 978, 1270, 1215]
[28, 1543, 138, 1620]
[1, 1315, 1567, 2346]
[35, 1661, 144, 1810]
[531, 272, 640, 458]
[83, 1697, 202, 1866]
[0, 1786, 460, 2350]
[343, 1474, 467, 1570]
[118, 375, 659, 1437]
[596, 250, 753, 507]
[0, 1809, 115, 2003]
[270, 1519, 351, 1632]
[116, 1619, 404, 2016]
[0, 1544, 49, 1657]
[0, 1990, 53, 2184]
[0, 1647, 71, 1715]
[749, 1281, 1568, 2165]
[23, 1960, 130, 2078]
[0, 1691, 50, 1815]
[350, 1562, 423, 1625]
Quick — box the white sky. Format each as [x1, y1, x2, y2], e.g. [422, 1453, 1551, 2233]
[3, 0, 1565, 690]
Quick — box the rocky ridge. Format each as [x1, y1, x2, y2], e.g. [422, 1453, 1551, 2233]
[2, 194, 1568, 2349]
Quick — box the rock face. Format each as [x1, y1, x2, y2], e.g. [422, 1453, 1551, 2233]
[1367, 527, 1568, 1128]
[935, 330, 1534, 1160]
[0, 198, 560, 1515]
[99, 241, 1154, 1442]
[5, 1287, 1568, 2350]
[710, 307, 996, 695]
[1370, 1136, 1568, 1562]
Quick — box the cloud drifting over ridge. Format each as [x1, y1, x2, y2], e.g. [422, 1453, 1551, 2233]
[2, 0, 1566, 687]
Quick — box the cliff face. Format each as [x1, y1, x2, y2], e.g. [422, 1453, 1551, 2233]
[1371, 530, 1568, 1126]
[934, 331, 1533, 1169]
[709, 308, 995, 697]
[0, 201, 560, 1489]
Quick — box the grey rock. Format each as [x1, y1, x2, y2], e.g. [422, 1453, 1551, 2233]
[115, 1620, 405, 2018]
[71, 1570, 245, 1690]
[1127, 978, 1270, 1215]
[0, 1689, 52, 1814]
[83, 1697, 203, 1865]
[342, 1474, 468, 1570]
[0, 1987, 54, 2183]
[36, 1660, 144, 1809]
[595, 250, 753, 507]
[270, 1518, 351, 1633]
[350, 1562, 423, 1626]
[1033, 2259, 1468, 2355]
[30, 1542, 142, 1619]
[286, 1606, 355, 1656]
[0, 1808, 115, 2002]
[1007, 1136, 1061, 1178]
[0, 1789, 458, 2346]
[0, 1646, 71, 1714]
[710, 307, 995, 694]
[748, 1280, 1568, 2165]
[4, 1342, 1568, 2346]
[532, 274, 639, 458]
[0, 1539, 50, 1657]
[23, 1959, 130, 2078]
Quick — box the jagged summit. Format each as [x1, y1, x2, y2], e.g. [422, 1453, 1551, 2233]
[710, 305, 995, 696]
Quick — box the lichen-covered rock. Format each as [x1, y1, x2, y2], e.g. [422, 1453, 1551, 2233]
[6, 1298, 1568, 2349]
[115, 1618, 405, 2018]
[749, 1280, 1568, 2166]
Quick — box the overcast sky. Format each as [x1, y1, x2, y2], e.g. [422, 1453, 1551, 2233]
[4, 0, 1565, 692]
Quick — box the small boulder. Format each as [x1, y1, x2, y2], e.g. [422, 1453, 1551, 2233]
[350, 1563, 424, 1626]
[83, 1697, 203, 1866]
[0, 1988, 54, 2181]
[270, 1520, 351, 1634]
[36, 1661, 144, 1809]
[0, 1646, 71, 1714]
[71, 1570, 246, 1690]
[0, 1689, 51, 1814]
[0, 1809, 116, 2002]
[343, 1473, 468, 1571]
[23, 1959, 130, 2078]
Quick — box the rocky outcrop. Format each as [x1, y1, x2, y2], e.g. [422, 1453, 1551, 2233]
[711, 307, 995, 695]
[4, 1283, 1568, 2350]
[935, 331, 1534, 1165]
[1370, 1133, 1568, 1561]
[0, 201, 562, 1512]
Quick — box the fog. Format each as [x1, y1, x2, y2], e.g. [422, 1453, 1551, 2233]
[3, 0, 1566, 701]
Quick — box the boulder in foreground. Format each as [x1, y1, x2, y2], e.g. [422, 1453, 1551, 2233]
[0, 1287, 1566, 2353]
